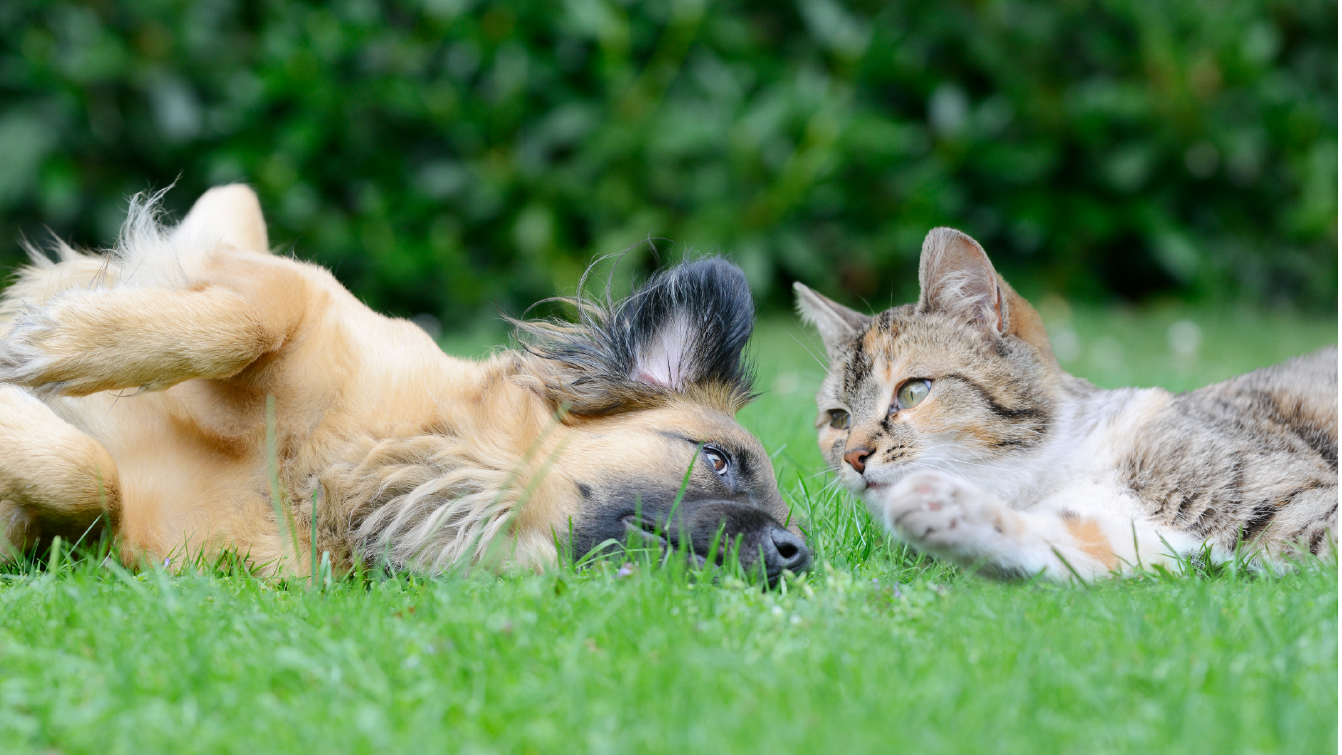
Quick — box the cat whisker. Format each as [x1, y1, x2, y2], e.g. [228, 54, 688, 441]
[788, 333, 830, 373]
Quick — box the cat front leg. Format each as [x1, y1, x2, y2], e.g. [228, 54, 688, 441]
[878, 470, 1119, 582]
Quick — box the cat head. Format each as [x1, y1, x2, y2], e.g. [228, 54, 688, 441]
[795, 228, 1063, 503]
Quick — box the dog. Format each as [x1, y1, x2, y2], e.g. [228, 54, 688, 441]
[0, 185, 810, 580]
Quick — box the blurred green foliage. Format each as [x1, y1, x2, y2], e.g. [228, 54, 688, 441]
[0, 0, 1335, 321]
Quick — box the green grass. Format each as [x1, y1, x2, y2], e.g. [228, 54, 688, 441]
[1, 305, 1337, 754]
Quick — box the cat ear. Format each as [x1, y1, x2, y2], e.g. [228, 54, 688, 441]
[794, 282, 870, 360]
[917, 227, 1008, 336]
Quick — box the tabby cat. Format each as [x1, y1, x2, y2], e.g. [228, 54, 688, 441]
[796, 228, 1336, 580]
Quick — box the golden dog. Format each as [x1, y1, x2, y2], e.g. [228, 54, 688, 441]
[0, 186, 810, 579]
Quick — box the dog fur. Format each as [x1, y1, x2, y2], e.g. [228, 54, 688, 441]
[0, 185, 809, 578]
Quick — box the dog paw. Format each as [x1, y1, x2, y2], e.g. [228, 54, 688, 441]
[0, 306, 62, 390]
[880, 471, 1007, 550]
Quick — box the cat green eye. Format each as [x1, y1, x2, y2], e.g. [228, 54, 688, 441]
[828, 409, 851, 430]
[896, 379, 932, 410]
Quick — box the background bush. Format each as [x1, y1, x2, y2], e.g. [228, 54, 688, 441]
[0, 0, 1335, 323]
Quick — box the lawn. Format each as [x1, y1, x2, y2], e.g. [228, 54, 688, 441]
[1, 305, 1337, 755]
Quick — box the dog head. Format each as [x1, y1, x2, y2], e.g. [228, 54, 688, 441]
[513, 259, 811, 583]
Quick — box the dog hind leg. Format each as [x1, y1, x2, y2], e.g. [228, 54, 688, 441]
[0, 385, 121, 558]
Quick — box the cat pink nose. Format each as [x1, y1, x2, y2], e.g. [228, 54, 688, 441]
[844, 447, 873, 474]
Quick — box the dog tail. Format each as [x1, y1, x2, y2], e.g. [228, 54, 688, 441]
[114, 184, 271, 289]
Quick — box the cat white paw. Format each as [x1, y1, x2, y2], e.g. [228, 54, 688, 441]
[880, 471, 1009, 552]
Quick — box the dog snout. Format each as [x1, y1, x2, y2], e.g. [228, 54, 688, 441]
[761, 526, 811, 575]
[679, 502, 812, 580]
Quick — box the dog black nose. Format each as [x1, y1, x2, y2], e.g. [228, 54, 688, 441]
[765, 527, 812, 575]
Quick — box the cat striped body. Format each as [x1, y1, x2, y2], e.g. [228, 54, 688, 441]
[797, 228, 1336, 580]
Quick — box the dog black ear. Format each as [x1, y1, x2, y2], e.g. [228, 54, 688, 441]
[513, 257, 758, 416]
[619, 258, 754, 393]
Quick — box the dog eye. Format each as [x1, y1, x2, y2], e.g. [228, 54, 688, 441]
[896, 379, 932, 410]
[702, 446, 730, 476]
[828, 409, 850, 430]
